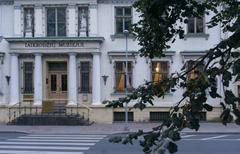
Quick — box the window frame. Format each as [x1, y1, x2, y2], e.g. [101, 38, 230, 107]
[46, 6, 67, 37]
[151, 61, 170, 83]
[185, 60, 205, 81]
[22, 61, 34, 94]
[187, 16, 205, 34]
[114, 61, 134, 93]
[115, 6, 132, 34]
[79, 61, 91, 93]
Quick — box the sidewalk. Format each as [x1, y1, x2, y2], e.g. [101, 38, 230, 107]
[0, 122, 239, 134]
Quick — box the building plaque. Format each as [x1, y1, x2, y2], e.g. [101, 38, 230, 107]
[24, 41, 84, 48]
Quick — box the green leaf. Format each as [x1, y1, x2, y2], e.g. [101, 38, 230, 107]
[224, 90, 237, 105]
[167, 142, 178, 154]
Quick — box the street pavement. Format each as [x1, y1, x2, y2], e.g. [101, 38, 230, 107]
[0, 132, 240, 154]
[86, 133, 240, 154]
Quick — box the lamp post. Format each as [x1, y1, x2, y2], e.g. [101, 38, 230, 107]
[123, 29, 129, 131]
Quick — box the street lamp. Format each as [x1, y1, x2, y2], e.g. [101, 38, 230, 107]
[123, 29, 129, 131]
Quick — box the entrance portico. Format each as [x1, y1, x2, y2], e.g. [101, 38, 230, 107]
[6, 37, 104, 106]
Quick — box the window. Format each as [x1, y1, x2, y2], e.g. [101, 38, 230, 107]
[80, 62, 90, 93]
[186, 61, 204, 80]
[115, 61, 133, 92]
[24, 8, 34, 37]
[78, 7, 89, 37]
[187, 17, 204, 34]
[47, 7, 66, 37]
[151, 61, 169, 83]
[23, 62, 34, 93]
[115, 7, 132, 34]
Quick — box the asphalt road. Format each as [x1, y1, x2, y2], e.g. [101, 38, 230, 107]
[0, 132, 239, 154]
[86, 133, 240, 154]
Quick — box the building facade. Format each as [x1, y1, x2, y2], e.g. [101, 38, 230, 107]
[0, 0, 237, 123]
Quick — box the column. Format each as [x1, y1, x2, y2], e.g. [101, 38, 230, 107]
[14, 5, 22, 37]
[68, 53, 77, 105]
[92, 53, 101, 105]
[35, 4, 43, 37]
[89, 3, 98, 36]
[68, 4, 77, 37]
[34, 54, 42, 105]
[10, 54, 19, 105]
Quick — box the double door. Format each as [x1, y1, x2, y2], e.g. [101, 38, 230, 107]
[48, 72, 68, 99]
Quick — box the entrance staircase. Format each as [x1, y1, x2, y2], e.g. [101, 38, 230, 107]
[8, 101, 92, 125]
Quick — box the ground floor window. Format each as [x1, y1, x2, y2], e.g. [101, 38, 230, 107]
[151, 61, 169, 83]
[114, 61, 133, 92]
[80, 61, 91, 93]
[186, 60, 204, 80]
[23, 62, 34, 93]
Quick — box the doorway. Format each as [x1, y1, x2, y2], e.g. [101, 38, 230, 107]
[47, 62, 68, 100]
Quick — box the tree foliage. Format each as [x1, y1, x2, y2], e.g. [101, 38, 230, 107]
[104, 0, 240, 153]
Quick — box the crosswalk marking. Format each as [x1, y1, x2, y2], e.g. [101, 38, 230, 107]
[0, 141, 95, 146]
[181, 135, 196, 138]
[0, 134, 107, 154]
[18, 136, 104, 140]
[8, 139, 100, 142]
[0, 150, 83, 154]
[28, 134, 106, 137]
[201, 135, 229, 140]
[0, 145, 90, 150]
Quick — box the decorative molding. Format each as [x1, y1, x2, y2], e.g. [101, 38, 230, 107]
[0, 0, 13, 5]
[35, 4, 43, 9]
[98, 0, 135, 4]
[89, 3, 98, 9]
[5, 37, 105, 42]
[68, 3, 76, 9]
[184, 33, 210, 40]
[149, 51, 176, 63]
[107, 51, 138, 63]
[180, 51, 206, 63]
[110, 33, 136, 41]
[14, 5, 21, 9]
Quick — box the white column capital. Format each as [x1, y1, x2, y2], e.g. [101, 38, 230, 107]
[34, 53, 42, 56]
[69, 52, 77, 56]
[68, 3, 76, 9]
[14, 5, 21, 10]
[10, 53, 19, 57]
[92, 52, 101, 56]
[35, 4, 43, 9]
[89, 3, 98, 9]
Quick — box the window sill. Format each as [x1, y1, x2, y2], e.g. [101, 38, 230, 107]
[111, 91, 133, 96]
[184, 33, 209, 40]
[110, 34, 136, 41]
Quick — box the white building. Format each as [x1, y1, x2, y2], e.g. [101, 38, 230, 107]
[0, 0, 237, 123]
